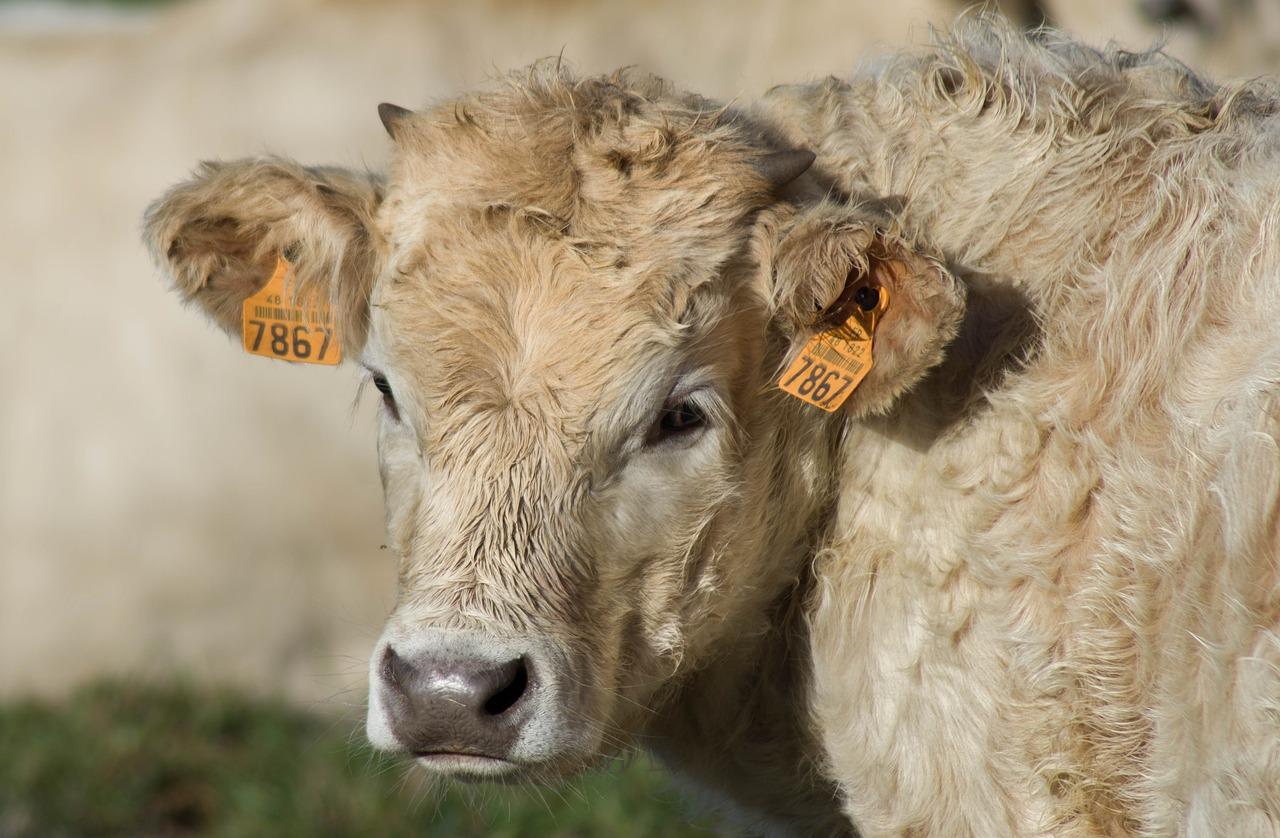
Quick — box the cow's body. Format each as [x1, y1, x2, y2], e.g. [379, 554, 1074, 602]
[682, 24, 1280, 836]
[146, 18, 1280, 838]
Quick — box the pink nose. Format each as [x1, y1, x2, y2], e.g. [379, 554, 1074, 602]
[378, 644, 535, 758]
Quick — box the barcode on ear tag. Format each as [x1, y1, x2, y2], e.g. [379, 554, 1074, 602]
[778, 286, 889, 412]
[241, 256, 341, 365]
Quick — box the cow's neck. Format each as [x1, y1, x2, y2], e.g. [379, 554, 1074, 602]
[644, 581, 853, 836]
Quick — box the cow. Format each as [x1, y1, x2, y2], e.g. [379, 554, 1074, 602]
[144, 16, 1280, 837]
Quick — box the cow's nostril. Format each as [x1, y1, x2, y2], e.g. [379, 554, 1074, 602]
[381, 645, 412, 692]
[482, 657, 529, 716]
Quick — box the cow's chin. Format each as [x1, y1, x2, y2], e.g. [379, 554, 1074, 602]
[414, 752, 525, 782]
[411, 748, 602, 784]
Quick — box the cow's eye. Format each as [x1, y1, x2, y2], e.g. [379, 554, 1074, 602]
[648, 399, 707, 445]
[371, 373, 399, 421]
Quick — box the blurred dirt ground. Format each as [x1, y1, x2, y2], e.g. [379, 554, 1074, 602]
[1, 0, 1276, 708]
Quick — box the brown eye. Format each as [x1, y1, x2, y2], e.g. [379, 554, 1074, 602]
[650, 399, 707, 444]
[371, 373, 399, 420]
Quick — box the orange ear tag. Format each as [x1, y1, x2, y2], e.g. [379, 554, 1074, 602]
[777, 283, 889, 412]
[241, 256, 341, 365]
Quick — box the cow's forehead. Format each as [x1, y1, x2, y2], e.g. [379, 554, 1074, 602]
[371, 215, 706, 453]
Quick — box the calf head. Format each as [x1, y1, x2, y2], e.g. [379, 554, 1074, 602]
[145, 65, 964, 781]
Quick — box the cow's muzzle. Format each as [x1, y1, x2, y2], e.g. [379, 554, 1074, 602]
[367, 627, 588, 777]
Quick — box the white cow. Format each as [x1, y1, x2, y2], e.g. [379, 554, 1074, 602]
[146, 18, 1280, 836]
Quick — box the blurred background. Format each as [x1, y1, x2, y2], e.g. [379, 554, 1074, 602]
[1, 0, 1276, 834]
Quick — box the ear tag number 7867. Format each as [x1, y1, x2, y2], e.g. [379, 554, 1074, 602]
[241, 256, 341, 365]
[778, 284, 889, 412]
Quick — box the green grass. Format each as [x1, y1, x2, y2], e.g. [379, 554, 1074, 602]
[0, 679, 718, 837]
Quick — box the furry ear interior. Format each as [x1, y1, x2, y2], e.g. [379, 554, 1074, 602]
[767, 201, 966, 417]
[143, 157, 384, 356]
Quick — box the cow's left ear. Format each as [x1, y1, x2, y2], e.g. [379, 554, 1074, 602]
[760, 201, 966, 417]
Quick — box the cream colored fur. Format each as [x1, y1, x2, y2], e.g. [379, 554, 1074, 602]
[144, 16, 1280, 837]
[757, 18, 1280, 838]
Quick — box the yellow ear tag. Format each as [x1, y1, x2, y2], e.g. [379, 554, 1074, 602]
[241, 256, 341, 365]
[777, 283, 889, 412]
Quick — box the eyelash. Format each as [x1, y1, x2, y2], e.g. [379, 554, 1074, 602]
[371, 372, 399, 421]
[646, 395, 709, 446]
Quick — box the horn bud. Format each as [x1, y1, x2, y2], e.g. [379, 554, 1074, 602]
[378, 102, 413, 140]
[757, 149, 816, 189]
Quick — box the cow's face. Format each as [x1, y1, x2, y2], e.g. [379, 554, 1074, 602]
[363, 237, 762, 778]
[144, 66, 965, 783]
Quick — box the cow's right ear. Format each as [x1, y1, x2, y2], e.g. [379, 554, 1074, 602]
[143, 157, 384, 355]
[760, 200, 966, 417]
